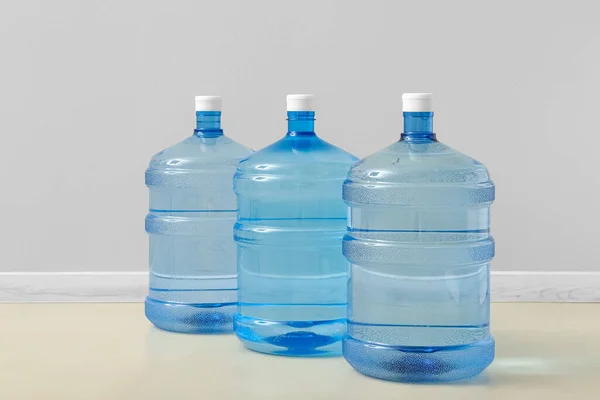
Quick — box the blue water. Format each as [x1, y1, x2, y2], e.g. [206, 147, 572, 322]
[145, 109, 252, 333]
[233, 110, 358, 356]
[342, 110, 495, 381]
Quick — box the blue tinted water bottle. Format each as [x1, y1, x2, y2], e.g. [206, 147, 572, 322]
[145, 96, 252, 333]
[343, 93, 495, 381]
[233, 94, 358, 356]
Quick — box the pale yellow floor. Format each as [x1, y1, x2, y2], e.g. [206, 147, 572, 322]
[0, 303, 598, 399]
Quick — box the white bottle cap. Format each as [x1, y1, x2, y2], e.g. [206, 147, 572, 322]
[402, 93, 434, 112]
[286, 94, 315, 111]
[194, 95, 222, 112]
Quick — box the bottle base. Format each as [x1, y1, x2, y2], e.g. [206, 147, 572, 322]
[343, 335, 494, 382]
[233, 314, 344, 357]
[145, 297, 235, 334]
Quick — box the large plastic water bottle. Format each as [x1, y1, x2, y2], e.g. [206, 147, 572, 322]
[342, 93, 495, 382]
[145, 96, 252, 333]
[233, 94, 358, 356]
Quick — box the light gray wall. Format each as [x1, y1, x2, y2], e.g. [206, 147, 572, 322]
[0, 0, 598, 272]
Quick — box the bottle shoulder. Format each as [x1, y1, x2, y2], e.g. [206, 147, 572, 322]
[148, 134, 253, 172]
[348, 140, 492, 185]
[237, 134, 358, 176]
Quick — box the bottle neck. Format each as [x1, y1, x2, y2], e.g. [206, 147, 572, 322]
[402, 112, 436, 141]
[287, 111, 315, 136]
[194, 111, 223, 138]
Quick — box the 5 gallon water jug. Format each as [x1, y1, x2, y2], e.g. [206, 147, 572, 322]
[342, 93, 495, 381]
[145, 96, 252, 333]
[233, 94, 358, 356]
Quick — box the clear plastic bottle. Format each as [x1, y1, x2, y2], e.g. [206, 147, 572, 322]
[342, 93, 495, 381]
[233, 94, 358, 356]
[145, 96, 252, 333]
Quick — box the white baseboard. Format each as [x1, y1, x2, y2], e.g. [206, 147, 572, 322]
[0, 272, 147, 303]
[1, 271, 599, 303]
[491, 271, 600, 302]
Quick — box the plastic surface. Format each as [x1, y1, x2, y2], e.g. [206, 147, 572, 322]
[402, 93, 434, 112]
[286, 94, 315, 111]
[233, 102, 358, 356]
[194, 95, 222, 112]
[342, 97, 495, 381]
[145, 102, 252, 333]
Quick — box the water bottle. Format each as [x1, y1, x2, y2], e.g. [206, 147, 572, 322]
[342, 93, 495, 381]
[233, 94, 358, 356]
[145, 96, 252, 333]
